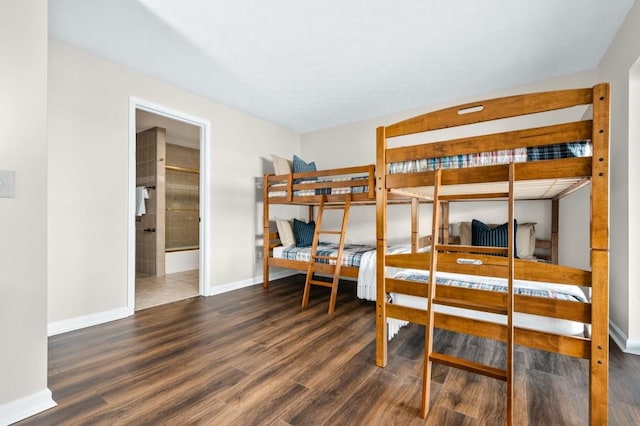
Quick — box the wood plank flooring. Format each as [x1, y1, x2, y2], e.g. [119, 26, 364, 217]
[18, 274, 640, 425]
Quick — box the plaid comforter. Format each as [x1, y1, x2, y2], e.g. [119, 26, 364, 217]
[269, 176, 369, 197]
[279, 242, 375, 267]
[294, 176, 368, 196]
[392, 269, 587, 302]
[388, 140, 592, 174]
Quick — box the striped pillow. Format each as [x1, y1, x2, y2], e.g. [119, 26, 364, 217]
[292, 155, 317, 183]
[471, 219, 517, 257]
[293, 219, 315, 247]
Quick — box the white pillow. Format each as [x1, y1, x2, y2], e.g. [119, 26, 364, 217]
[516, 223, 536, 258]
[275, 219, 296, 247]
[459, 221, 472, 245]
[271, 154, 292, 176]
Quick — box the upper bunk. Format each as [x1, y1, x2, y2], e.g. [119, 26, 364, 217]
[264, 164, 377, 205]
[376, 84, 610, 204]
[263, 153, 416, 206]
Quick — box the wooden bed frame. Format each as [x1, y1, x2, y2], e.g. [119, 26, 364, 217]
[262, 165, 378, 289]
[263, 168, 559, 284]
[375, 84, 610, 425]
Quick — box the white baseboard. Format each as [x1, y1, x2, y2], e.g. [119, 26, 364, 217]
[48, 307, 131, 337]
[610, 320, 640, 355]
[47, 271, 300, 335]
[207, 270, 299, 296]
[0, 388, 56, 426]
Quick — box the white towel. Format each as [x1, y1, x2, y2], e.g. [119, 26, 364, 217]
[136, 186, 150, 216]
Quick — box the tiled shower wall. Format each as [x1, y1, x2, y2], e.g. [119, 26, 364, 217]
[135, 127, 166, 276]
[165, 144, 200, 250]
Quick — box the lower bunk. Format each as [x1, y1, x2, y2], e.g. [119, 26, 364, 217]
[267, 239, 376, 281]
[374, 247, 599, 421]
[355, 243, 589, 338]
[369, 266, 590, 341]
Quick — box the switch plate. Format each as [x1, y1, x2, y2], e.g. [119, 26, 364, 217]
[0, 170, 14, 197]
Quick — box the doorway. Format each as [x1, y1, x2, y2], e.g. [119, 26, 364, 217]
[128, 98, 210, 313]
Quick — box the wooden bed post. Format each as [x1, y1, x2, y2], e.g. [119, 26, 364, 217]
[263, 174, 270, 289]
[589, 83, 610, 426]
[441, 201, 450, 244]
[376, 126, 388, 367]
[551, 199, 559, 264]
[411, 198, 419, 253]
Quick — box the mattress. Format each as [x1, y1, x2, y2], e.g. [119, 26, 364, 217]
[273, 242, 375, 268]
[389, 269, 588, 337]
[268, 176, 369, 197]
[356, 249, 589, 339]
[387, 140, 592, 174]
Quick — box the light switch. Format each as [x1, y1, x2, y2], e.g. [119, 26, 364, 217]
[0, 170, 14, 197]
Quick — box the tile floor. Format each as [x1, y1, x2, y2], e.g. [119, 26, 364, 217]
[135, 269, 199, 310]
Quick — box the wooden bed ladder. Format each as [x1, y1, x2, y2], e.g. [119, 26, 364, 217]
[302, 195, 352, 314]
[421, 165, 516, 425]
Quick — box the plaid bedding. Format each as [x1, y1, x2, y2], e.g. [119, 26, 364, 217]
[527, 140, 592, 161]
[388, 140, 592, 174]
[392, 269, 587, 302]
[269, 176, 369, 197]
[279, 242, 375, 267]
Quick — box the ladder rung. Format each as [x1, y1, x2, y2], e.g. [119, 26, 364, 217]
[309, 280, 334, 288]
[324, 206, 346, 210]
[313, 255, 338, 260]
[435, 297, 508, 315]
[429, 352, 507, 381]
[318, 230, 342, 235]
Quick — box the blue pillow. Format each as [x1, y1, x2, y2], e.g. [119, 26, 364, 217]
[292, 155, 317, 183]
[471, 219, 517, 257]
[293, 219, 315, 247]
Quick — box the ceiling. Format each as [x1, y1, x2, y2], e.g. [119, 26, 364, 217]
[136, 109, 200, 149]
[49, 0, 635, 133]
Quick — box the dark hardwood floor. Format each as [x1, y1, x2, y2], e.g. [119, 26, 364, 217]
[19, 275, 640, 425]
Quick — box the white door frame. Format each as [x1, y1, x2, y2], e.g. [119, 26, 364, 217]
[128, 97, 212, 314]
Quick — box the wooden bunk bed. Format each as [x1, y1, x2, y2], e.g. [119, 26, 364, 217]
[262, 164, 379, 313]
[375, 84, 610, 425]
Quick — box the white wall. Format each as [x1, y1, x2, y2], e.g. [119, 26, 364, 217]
[301, 70, 597, 261]
[558, 186, 591, 270]
[0, 0, 55, 423]
[48, 40, 299, 324]
[598, 0, 640, 350]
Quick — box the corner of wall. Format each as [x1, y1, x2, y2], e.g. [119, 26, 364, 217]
[610, 320, 640, 355]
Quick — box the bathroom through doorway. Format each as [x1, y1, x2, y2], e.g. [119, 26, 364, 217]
[128, 99, 210, 312]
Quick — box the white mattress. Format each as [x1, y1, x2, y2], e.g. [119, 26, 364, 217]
[357, 249, 589, 339]
[273, 245, 285, 258]
[391, 292, 586, 337]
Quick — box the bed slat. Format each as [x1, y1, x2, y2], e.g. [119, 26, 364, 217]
[386, 252, 590, 287]
[386, 303, 591, 359]
[515, 296, 591, 323]
[268, 257, 360, 278]
[386, 278, 590, 323]
[386, 120, 592, 163]
[515, 328, 590, 359]
[385, 157, 592, 191]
